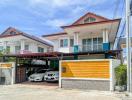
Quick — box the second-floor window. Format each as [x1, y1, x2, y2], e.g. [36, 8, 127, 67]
[6, 46, 10, 53]
[0, 46, 3, 52]
[82, 37, 103, 52]
[25, 45, 29, 50]
[38, 47, 44, 53]
[15, 46, 21, 53]
[60, 39, 68, 47]
[70, 39, 74, 47]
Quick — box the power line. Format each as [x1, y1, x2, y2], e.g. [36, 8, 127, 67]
[110, 0, 125, 49]
[130, 0, 132, 15]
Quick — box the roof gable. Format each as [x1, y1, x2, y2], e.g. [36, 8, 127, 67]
[1, 27, 22, 36]
[72, 12, 109, 25]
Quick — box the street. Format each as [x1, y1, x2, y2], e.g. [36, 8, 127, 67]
[0, 84, 131, 100]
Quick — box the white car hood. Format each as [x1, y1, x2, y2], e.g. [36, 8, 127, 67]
[30, 73, 45, 77]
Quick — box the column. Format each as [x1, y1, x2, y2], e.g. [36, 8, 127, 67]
[103, 29, 110, 52]
[10, 43, 16, 54]
[3, 41, 8, 54]
[3, 41, 7, 50]
[74, 32, 79, 55]
[20, 40, 25, 54]
[74, 32, 79, 45]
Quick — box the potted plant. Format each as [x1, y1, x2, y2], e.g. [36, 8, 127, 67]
[115, 64, 127, 92]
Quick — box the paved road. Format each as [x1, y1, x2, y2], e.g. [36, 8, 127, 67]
[0, 84, 131, 100]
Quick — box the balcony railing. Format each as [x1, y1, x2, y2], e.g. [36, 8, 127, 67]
[73, 45, 103, 53]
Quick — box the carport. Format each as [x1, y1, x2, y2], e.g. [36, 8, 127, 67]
[0, 52, 64, 85]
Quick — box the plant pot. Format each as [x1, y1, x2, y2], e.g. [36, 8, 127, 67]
[115, 85, 126, 92]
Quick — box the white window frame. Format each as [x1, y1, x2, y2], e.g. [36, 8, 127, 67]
[59, 38, 69, 48]
[82, 37, 103, 51]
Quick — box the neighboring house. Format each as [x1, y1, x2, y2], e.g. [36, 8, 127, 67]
[0, 27, 53, 54]
[42, 12, 121, 55]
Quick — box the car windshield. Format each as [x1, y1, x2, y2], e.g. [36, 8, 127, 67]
[37, 70, 46, 73]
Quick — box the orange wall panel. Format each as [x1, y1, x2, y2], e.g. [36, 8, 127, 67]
[61, 61, 110, 79]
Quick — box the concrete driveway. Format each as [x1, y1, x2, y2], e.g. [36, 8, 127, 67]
[0, 83, 131, 100]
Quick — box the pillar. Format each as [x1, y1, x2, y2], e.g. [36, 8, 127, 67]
[74, 32, 79, 53]
[20, 40, 25, 54]
[103, 29, 110, 51]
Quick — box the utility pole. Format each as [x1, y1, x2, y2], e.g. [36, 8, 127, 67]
[126, 0, 132, 92]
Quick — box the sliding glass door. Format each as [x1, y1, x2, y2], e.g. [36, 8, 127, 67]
[82, 38, 103, 52]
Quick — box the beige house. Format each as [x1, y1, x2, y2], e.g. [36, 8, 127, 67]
[0, 27, 53, 54]
[42, 12, 121, 55]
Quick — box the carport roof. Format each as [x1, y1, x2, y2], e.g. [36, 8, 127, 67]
[1, 50, 122, 58]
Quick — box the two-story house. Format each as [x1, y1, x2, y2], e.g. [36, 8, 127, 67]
[42, 12, 121, 59]
[0, 27, 53, 54]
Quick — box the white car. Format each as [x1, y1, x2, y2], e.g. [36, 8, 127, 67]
[44, 71, 59, 82]
[28, 69, 47, 82]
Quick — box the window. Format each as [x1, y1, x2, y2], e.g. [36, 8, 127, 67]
[93, 38, 98, 51]
[60, 39, 68, 47]
[0, 46, 3, 51]
[25, 45, 29, 50]
[98, 38, 103, 51]
[6, 46, 10, 53]
[38, 47, 44, 53]
[84, 17, 96, 23]
[82, 39, 92, 51]
[15, 46, 21, 53]
[82, 37, 103, 52]
[70, 39, 74, 47]
[10, 31, 16, 35]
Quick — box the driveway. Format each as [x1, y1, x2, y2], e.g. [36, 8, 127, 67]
[0, 84, 131, 100]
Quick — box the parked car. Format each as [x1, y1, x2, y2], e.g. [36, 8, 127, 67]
[28, 69, 47, 82]
[44, 71, 59, 82]
[31, 59, 46, 65]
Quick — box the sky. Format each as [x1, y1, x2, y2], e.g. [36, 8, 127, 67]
[0, 0, 125, 36]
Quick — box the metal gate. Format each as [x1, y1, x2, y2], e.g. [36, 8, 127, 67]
[16, 67, 26, 83]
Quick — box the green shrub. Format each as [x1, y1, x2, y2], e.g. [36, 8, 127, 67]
[115, 64, 127, 86]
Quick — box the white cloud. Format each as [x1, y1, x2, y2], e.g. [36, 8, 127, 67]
[28, 0, 108, 8]
[43, 19, 70, 27]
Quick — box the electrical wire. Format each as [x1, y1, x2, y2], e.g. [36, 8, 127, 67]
[113, 0, 125, 49]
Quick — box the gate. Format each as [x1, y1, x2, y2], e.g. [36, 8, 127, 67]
[16, 67, 26, 83]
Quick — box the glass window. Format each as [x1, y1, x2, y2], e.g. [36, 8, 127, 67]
[0, 46, 3, 52]
[63, 39, 68, 47]
[10, 31, 16, 35]
[60, 40, 63, 47]
[93, 38, 98, 51]
[6, 46, 10, 53]
[38, 47, 44, 53]
[25, 45, 29, 50]
[70, 39, 74, 47]
[60, 39, 68, 47]
[82, 37, 103, 52]
[84, 17, 96, 23]
[15, 46, 21, 53]
[98, 38, 103, 51]
[82, 39, 92, 52]
[98, 38, 103, 44]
